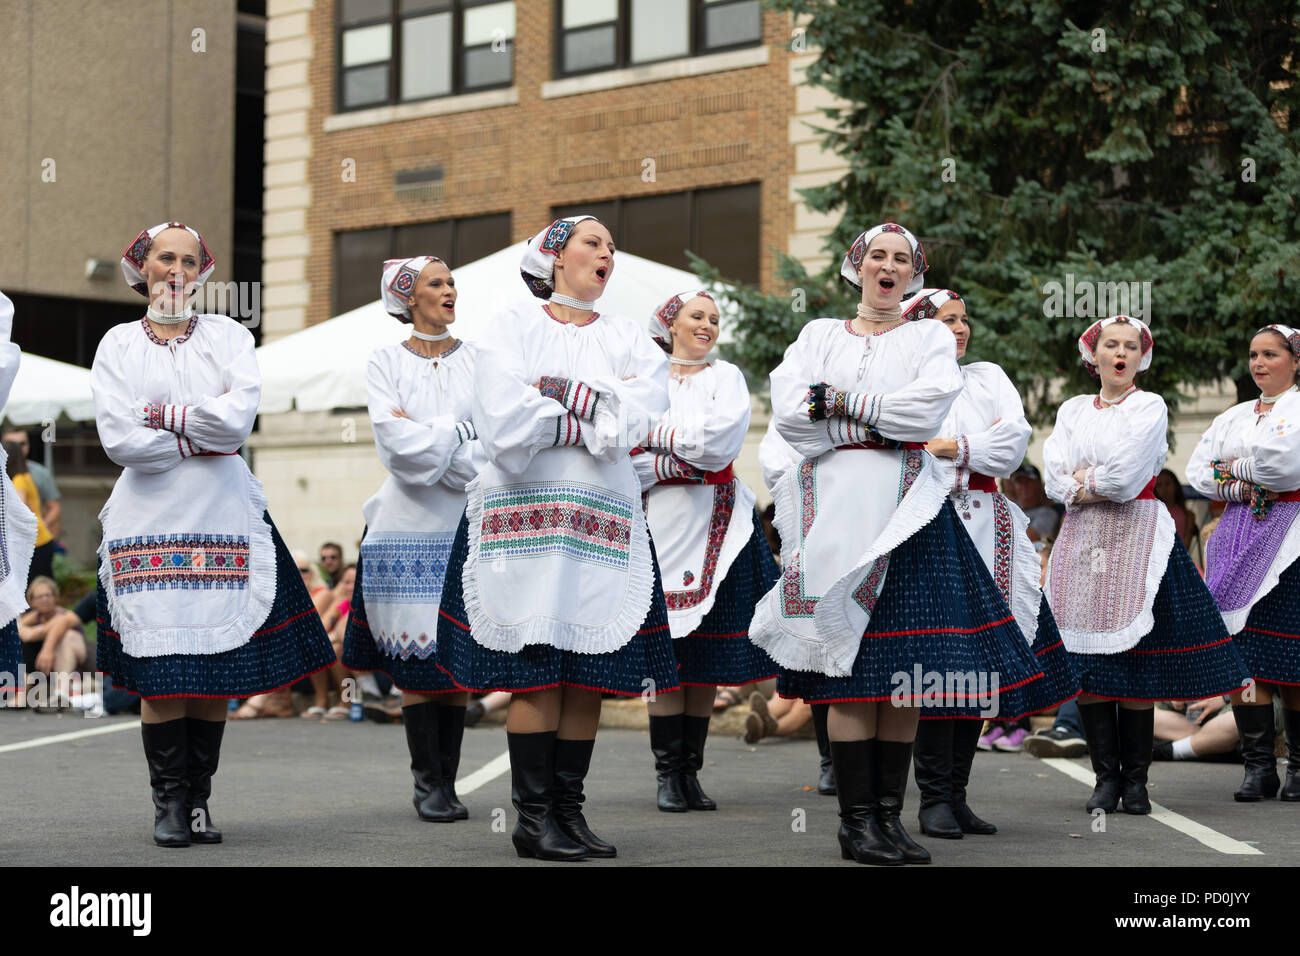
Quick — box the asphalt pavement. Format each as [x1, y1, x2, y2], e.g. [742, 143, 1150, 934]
[2, 709, 1295, 867]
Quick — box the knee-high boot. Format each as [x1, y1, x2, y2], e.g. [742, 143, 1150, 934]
[811, 703, 836, 795]
[436, 703, 469, 819]
[142, 719, 190, 848]
[552, 737, 616, 857]
[508, 730, 588, 861]
[1232, 703, 1280, 802]
[914, 718, 962, 838]
[1078, 701, 1121, 813]
[185, 717, 225, 844]
[950, 718, 997, 834]
[403, 701, 457, 821]
[831, 739, 903, 866]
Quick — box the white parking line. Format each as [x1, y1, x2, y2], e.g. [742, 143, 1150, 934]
[456, 750, 511, 794]
[1040, 757, 1264, 856]
[0, 718, 142, 753]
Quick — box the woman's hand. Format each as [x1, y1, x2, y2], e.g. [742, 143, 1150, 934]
[390, 407, 409, 419]
[925, 438, 960, 459]
[34, 644, 55, 674]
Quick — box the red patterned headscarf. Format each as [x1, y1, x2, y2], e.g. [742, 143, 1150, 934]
[120, 222, 215, 297]
[1078, 316, 1154, 377]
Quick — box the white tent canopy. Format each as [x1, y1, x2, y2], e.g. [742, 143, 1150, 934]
[3, 353, 96, 425]
[257, 242, 735, 414]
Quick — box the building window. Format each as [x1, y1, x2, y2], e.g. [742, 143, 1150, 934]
[552, 183, 760, 285]
[337, 0, 515, 111]
[555, 0, 761, 77]
[334, 213, 512, 314]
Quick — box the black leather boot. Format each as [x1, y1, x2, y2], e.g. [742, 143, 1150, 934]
[875, 739, 930, 863]
[1078, 701, 1121, 813]
[552, 737, 616, 857]
[142, 719, 190, 848]
[185, 717, 225, 844]
[831, 739, 903, 866]
[1117, 706, 1154, 814]
[1232, 703, 1280, 801]
[508, 731, 588, 861]
[681, 715, 717, 810]
[1281, 709, 1300, 802]
[913, 718, 962, 839]
[649, 714, 688, 812]
[950, 718, 997, 834]
[403, 702, 457, 821]
[811, 703, 836, 795]
[437, 704, 469, 819]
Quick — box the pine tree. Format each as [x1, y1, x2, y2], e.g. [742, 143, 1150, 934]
[703, 0, 1300, 421]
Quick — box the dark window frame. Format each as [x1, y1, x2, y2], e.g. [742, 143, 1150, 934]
[332, 212, 512, 316]
[335, 0, 515, 113]
[553, 0, 761, 78]
[550, 182, 761, 285]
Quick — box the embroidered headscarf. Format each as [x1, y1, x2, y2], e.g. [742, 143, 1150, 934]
[841, 222, 927, 296]
[1257, 324, 1300, 382]
[648, 290, 716, 345]
[520, 216, 603, 300]
[901, 288, 963, 322]
[120, 222, 216, 297]
[381, 255, 445, 322]
[1078, 315, 1154, 377]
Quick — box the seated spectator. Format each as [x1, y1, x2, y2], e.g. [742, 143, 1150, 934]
[1152, 695, 1243, 762]
[18, 576, 87, 708]
[743, 690, 813, 743]
[3, 426, 61, 557]
[1011, 463, 1062, 543]
[1023, 699, 1088, 758]
[306, 563, 361, 721]
[319, 541, 344, 588]
[4, 440, 53, 581]
[465, 691, 512, 727]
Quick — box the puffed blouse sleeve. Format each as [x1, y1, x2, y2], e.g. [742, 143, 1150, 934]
[471, 322, 569, 478]
[1185, 406, 1233, 499]
[168, 322, 261, 453]
[584, 322, 671, 460]
[1089, 393, 1168, 502]
[0, 291, 20, 408]
[367, 349, 475, 488]
[1250, 390, 1300, 492]
[92, 328, 185, 473]
[769, 322, 838, 459]
[959, 367, 1032, 478]
[648, 362, 750, 472]
[1042, 400, 1078, 505]
[869, 322, 964, 442]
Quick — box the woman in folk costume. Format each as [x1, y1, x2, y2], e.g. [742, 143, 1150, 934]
[635, 290, 778, 812]
[749, 224, 1052, 866]
[93, 222, 335, 847]
[341, 256, 485, 822]
[436, 216, 677, 861]
[1042, 316, 1248, 815]
[1185, 324, 1300, 802]
[0, 290, 39, 685]
[904, 289, 1079, 840]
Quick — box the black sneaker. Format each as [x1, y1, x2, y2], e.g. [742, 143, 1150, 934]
[1022, 726, 1088, 758]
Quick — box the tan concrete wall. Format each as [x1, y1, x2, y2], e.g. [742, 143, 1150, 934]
[0, 0, 235, 307]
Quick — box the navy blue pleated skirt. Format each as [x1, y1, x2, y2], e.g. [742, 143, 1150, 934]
[341, 532, 459, 694]
[96, 513, 338, 700]
[1067, 537, 1250, 702]
[674, 515, 780, 687]
[435, 513, 680, 697]
[1, 618, 18, 682]
[1231, 555, 1300, 687]
[923, 595, 1080, 720]
[777, 500, 1062, 720]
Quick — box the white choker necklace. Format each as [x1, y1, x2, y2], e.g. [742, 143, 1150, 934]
[411, 329, 450, 341]
[671, 357, 710, 366]
[1259, 385, 1297, 404]
[550, 292, 597, 310]
[857, 303, 902, 322]
[146, 304, 193, 324]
